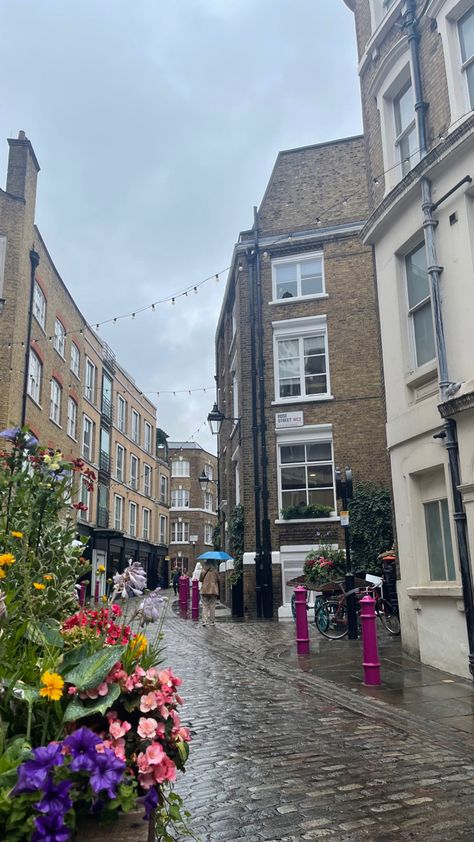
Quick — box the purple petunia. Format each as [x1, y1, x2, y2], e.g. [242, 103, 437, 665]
[89, 748, 125, 799]
[0, 427, 38, 448]
[35, 778, 73, 816]
[12, 744, 64, 794]
[31, 812, 70, 842]
[141, 786, 159, 819]
[63, 727, 102, 772]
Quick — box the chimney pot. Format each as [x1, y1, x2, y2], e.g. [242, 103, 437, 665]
[18, 130, 26, 140]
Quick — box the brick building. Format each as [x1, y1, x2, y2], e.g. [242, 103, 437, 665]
[216, 136, 389, 618]
[0, 131, 170, 592]
[344, 0, 474, 676]
[167, 442, 218, 574]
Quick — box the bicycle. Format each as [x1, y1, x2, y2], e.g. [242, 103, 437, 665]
[314, 576, 400, 639]
[291, 590, 328, 629]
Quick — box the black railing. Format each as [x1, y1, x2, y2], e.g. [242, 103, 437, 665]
[97, 506, 109, 528]
[99, 451, 111, 474]
[101, 396, 112, 421]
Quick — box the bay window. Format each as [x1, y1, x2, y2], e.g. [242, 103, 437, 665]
[171, 489, 189, 508]
[171, 521, 189, 543]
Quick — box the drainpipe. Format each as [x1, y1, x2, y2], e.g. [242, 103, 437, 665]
[21, 247, 40, 427]
[404, 0, 474, 675]
[253, 207, 273, 620]
[246, 252, 264, 617]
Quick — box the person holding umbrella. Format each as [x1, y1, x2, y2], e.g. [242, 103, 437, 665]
[197, 551, 232, 627]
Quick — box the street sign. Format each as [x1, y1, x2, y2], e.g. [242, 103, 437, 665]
[275, 410, 304, 429]
[340, 511, 349, 527]
[190, 535, 198, 543]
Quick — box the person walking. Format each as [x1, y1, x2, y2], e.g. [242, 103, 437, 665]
[172, 567, 180, 596]
[200, 562, 220, 627]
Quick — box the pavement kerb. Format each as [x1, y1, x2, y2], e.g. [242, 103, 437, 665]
[169, 613, 474, 762]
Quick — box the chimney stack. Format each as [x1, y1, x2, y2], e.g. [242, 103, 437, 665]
[6, 131, 40, 211]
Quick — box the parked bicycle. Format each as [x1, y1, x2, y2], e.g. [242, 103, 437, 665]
[314, 576, 400, 639]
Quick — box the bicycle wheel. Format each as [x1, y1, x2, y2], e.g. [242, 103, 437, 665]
[315, 599, 348, 639]
[376, 598, 401, 635]
[291, 592, 296, 619]
[313, 596, 326, 627]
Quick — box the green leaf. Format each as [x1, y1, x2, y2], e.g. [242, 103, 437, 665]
[25, 619, 64, 649]
[11, 682, 39, 706]
[63, 683, 121, 722]
[63, 645, 125, 691]
[58, 643, 91, 674]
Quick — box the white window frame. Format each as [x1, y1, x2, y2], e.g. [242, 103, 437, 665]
[171, 488, 189, 508]
[78, 477, 90, 523]
[172, 459, 190, 477]
[204, 523, 214, 545]
[271, 251, 326, 303]
[144, 463, 152, 496]
[130, 454, 138, 490]
[67, 397, 77, 440]
[142, 507, 151, 540]
[131, 409, 140, 444]
[405, 242, 436, 371]
[144, 421, 152, 453]
[33, 282, 46, 329]
[160, 474, 168, 503]
[117, 395, 127, 433]
[70, 342, 80, 378]
[53, 318, 66, 358]
[116, 443, 125, 482]
[424, 496, 457, 582]
[27, 350, 42, 404]
[82, 415, 94, 462]
[114, 494, 123, 530]
[171, 521, 189, 543]
[272, 315, 331, 404]
[204, 491, 213, 512]
[276, 424, 336, 520]
[129, 502, 137, 537]
[159, 515, 167, 545]
[50, 379, 62, 425]
[204, 463, 213, 481]
[84, 357, 96, 404]
[433, 0, 474, 125]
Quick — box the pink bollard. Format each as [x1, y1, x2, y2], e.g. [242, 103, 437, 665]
[294, 586, 310, 656]
[191, 579, 199, 621]
[179, 576, 187, 611]
[94, 578, 99, 605]
[360, 593, 381, 685]
[79, 582, 86, 607]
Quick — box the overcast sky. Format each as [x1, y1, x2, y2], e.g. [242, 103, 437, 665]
[0, 0, 361, 454]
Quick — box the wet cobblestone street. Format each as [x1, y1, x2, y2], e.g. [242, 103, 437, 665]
[164, 606, 474, 841]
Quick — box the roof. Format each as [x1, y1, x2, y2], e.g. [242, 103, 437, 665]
[167, 441, 203, 450]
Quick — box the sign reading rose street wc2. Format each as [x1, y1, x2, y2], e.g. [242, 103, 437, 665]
[275, 411, 304, 429]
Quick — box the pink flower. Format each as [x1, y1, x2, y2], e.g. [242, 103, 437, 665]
[137, 751, 151, 773]
[137, 717, 158, 740]
[106, 711, 118, 723]
[178, 727, 191, 742]
[109, 719, 131, 740]
[146, 667, 159, 681]
[138, 771, 155, 790]
[153, 755, 177, 784]
[158, 668, 182, 689]
[145, 742, 165, 765]
[140, 692, 159, 713]
[67, 686, 77, 696]
[110, 737, 126, 760]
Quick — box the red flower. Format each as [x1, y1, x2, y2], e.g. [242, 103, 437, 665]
[72, 502, 88, 511]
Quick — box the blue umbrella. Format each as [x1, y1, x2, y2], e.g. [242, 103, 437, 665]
[197, 550, 233, 561]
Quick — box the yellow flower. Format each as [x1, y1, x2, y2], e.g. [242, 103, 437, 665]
[43, 574, 54, 581]
[11, 531, 23, 539]
[0, 569, 5, 579]
[39, 671, 64, 702]
[0, 553, 15, 566]
[130, 633, 147, 657]
[101, 595, 108, 604]
[97, 565, 106, 574]
[33, 582, 46, 590]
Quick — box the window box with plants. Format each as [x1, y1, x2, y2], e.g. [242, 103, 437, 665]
[280, 503, 334, 521]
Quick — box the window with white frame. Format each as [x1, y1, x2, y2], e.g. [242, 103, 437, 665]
[172, 459, 190, 477]
[114, 495, 123, 530]
[272, 253, 324, 301]
[204, 523, 213, 545]
[405, 243, 436, 369]
[130, 454, 138, 490]
[78, 477, 90, 522]
[144, 421, 152, 453]
[144, 464, 152, 496]
[159, 515, 167, 545]
[117, 395, 127, 432]
[203, 463, 213, 481]
[458, 5, 474, 107]
[172, 521, 189, 542]
[424, 498, 456, 581]
[273, 317, 329, 401]
[393, 79, 417, 177]
[129, 502, 137, 537]
[33, 282, 46, 329]
[82, 416, 94, 461]
[67, 397, 77, 439]
[171, 488, 189, 508]
[370, 0, 397, 30]
[234, 459, 241, 505]
[116, 443, 125, 482]
[160, 474, 168, 503]
[231, 298, 237, 338]
[53, 318, 66, 357]
[70, 343, 80, 378]
[278, 437, 335, 515]
[84, 358, 96, 403]
[142, 507, 151, 540]
[204, 491, 213, 512]
[27, 351, 42, 404]
[131, 409, 140, 443]
[231, 361, 239, 423]
[50, 379, 62, 425]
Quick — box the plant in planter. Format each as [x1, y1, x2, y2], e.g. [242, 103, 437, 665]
[303, 546, 346, 585]
[348, 482, 394, 575]
[228, 504, 244, 584]
[281, 502, 333, 520]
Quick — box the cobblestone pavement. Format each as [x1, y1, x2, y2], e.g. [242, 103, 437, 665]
[162, 605, 474, 841]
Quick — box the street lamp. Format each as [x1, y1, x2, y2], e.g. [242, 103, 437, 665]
[207, 403, 240, 436]
[198, 470, 217, 494]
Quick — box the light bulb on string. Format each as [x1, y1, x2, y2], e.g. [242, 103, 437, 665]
[194, 287, 198, 293]
[171, 298, 175, 305]
[215, 274, 219, 282]
[132, 313, 135, 319]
